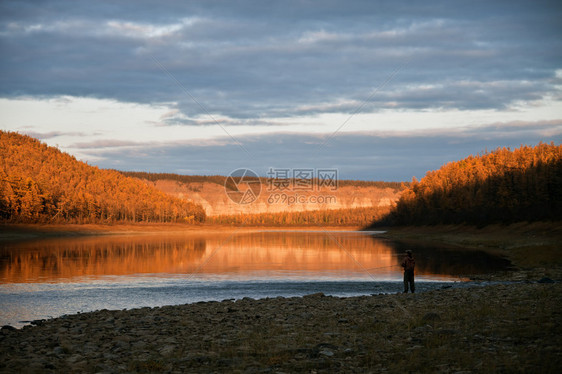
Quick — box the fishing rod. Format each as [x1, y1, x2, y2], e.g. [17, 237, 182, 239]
[363, 264, 402, 271]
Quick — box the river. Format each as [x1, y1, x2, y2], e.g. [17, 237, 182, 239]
[0, 230, 509, 328]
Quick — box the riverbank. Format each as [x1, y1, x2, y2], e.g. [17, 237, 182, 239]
[0, 223, 363, 242]
[375, 221, 562, 281]
[1, 282, 560, 373]
[374, 221, 562, 251]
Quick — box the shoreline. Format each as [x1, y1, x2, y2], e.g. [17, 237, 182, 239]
[1, 221, 561, 372]
[372, 221, 562, 250]
[0, 223, 363, 242]
[376, 221, 562, 281]
[1, 282, 560, 373]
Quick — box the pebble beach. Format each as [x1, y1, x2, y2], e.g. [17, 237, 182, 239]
[1, 278, 561, 373]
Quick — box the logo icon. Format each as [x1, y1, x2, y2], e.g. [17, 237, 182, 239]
[225, 168, 262, 204]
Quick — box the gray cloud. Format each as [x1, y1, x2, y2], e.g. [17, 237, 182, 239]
[24, 130, 88, 139]
[73, 121, 562, 181]
[1, 0, 561, 120]
[70, 139, 143, 149]
[3, 1, 561, 181]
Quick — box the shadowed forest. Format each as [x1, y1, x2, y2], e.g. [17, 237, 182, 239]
[369, 142, 562, 227]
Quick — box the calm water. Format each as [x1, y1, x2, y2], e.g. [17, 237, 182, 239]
[0, 230, 509, 328]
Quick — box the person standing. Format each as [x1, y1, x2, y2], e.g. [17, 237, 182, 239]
[402, 250, 415, 293]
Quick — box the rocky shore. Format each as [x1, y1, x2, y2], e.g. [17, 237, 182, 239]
[1, 279, 561, 373]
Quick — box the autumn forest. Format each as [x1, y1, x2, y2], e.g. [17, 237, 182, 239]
[1, 131, 560, 227]
[369, 142, 562, 227]
[0, 131, 205, 223]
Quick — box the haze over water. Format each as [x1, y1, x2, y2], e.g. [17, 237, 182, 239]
[0, 231, 508, 327]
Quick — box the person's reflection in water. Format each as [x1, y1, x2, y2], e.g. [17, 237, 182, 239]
[401, 249, 415, 293]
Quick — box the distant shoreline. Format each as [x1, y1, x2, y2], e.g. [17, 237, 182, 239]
[2, 220, 560, 243]
[0, 223, 363, 242]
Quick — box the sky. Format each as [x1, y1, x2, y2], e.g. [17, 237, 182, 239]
[1, 0, 561, 181]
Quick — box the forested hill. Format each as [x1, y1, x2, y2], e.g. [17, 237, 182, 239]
[0, 131, 205, 223]
[368, 143, 562, 227]
[120, 171, 405, 218]
[120, 171, 405, 190]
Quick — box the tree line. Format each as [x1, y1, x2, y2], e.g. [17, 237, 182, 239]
[0, 131, 206, 223]
[369, 142, 562, 227]
[121, 171, 406, 191]
[120, 171, 230, 190]
[208, 206, 392, 226]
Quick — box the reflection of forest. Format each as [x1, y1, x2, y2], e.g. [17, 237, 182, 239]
[0, 233, 397, 282]
[0, 236, 207, 282]
[204, 232, 396, 273]
[0, 233, 510, 283]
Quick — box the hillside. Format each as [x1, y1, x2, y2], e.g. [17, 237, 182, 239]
[369, 142, 562, 227]
[207, 206, 393, 226]
[122, 172, 405, 217]
[0, 131, 205, 223]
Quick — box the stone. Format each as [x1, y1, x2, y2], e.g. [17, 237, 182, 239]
[1, 282, 560, 373]
[304, 292, 325, 298]
[538, 277, 555, 284]
[53, 346, 66, 355]
[163, 336, 177, 344]
[67, 354, 84, 363]
[422, 312, 441, 322]
[113, 335, 131, 343]
[159, 344, 176, 356]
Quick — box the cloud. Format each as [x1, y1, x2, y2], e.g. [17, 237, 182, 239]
[1, 0, 560, 121]
[2, 1, 561, 180]
[23, 130, 88, 139]
[70, 139, 143, 149]
[74, 120, 562, 181]
[105, 19, 193, 39]
[70, 136, 235, 150]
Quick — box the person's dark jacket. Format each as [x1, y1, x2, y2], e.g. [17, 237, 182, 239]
[402, 255, 415, 272]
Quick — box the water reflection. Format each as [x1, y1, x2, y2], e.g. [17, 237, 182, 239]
[391, 240, 511, 277]
[0, 236, 207, 283]
[0, 231, 509, 283]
